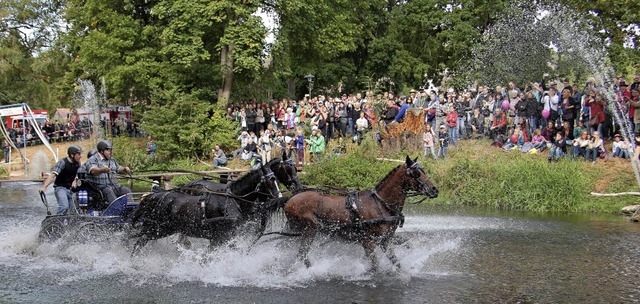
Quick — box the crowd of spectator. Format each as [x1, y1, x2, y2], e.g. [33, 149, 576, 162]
[223, 74, 640, 166]
[5, 116, 141, 150]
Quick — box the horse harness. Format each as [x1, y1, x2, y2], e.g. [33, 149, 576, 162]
[343, 190, 405, 229]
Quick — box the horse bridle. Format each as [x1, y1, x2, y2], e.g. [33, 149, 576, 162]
[405, 162, 436, 198]
[278, 159, 301, 191]
[257, 169, 282, 198]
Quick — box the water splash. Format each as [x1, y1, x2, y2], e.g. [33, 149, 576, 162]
[28, 150, 51, 179]
[77, 79, 105, 146]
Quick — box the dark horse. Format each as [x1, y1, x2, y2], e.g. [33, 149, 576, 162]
[129, 160, 285, 254]
[271, 156, 438, 270]
[180, 151, 302, 194]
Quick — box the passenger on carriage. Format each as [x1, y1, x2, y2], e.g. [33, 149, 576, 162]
[85, 140, 132, 205]
[39, 145, 83, 215]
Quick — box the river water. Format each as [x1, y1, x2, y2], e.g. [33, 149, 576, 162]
[1, 182, 639, 303]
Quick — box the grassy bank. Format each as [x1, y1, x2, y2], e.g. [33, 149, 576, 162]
[302, 138, 639, 213]
[18, 136, 638, 213]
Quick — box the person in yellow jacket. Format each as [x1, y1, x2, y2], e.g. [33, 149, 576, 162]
[306, 128, 325, 162]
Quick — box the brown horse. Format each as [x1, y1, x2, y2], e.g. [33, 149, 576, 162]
[280, 156, 438, 270]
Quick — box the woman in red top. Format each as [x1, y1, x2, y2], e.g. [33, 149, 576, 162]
[587, 90, 605, 135]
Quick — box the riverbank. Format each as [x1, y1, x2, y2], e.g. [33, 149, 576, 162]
[3, 136, 637, 213]
[303, 139, 639, 213]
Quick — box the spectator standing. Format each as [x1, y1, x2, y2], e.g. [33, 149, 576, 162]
[355, 112, 368, 145]
[293, 128, 305, 165]
[422, 125, 437, 159]
[306, 129, 325, 162]
[145, 135, 156, 159]
[258, 130, 274, 164]
[437, 125, 449, 158]
[445, 104, 459, 145]
[2, 138, 9, 163]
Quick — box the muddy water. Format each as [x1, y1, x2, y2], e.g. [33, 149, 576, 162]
[1, 182, 639, 303]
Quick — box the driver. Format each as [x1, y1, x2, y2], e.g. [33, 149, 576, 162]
[39, 145, 83, 215]
[85, 140, 132, 204]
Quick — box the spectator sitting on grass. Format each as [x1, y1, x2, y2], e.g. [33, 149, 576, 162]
[570, 130, 590, 160]
[548, 132, 567, 163]
[586, 131, 604, 164]
[212, 145, 227, 169]
[610, 134, 630, 159]
[531, 129, 547, 152]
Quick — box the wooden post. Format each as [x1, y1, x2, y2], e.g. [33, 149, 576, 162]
[162, 175, 173, 190]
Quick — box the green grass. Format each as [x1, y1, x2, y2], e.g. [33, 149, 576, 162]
[300, 137, 639, 213]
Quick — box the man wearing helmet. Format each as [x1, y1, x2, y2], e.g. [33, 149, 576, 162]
[85, 140, 131, 205]
[39, 145, 84, 215]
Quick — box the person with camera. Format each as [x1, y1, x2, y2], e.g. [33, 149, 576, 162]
[85, 140, 131, 205]
[39, 145, 84, 215]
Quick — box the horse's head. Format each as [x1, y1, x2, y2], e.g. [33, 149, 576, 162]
[258, 162, 283, 199]
[271, 151, 303, 192]
[403, 156, 438, 198]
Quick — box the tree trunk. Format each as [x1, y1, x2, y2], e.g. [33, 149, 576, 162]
[287, 78, 295, 99]
[218, 43, 235, 110]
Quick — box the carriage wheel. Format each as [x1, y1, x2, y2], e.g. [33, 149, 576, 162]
[38, 220, 65, 243]
[74, 222, 106, 243]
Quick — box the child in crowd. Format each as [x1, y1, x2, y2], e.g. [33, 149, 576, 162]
[422, 124, 437, 159]
[572, 120, 588, 141]
[445, 107, 458, 145]
[586, 131, 604, 164]
[293, 128, 305, 165]
[531, 129, 547, 152]
[610, 134, 630, 159]
[437, 125, 449, 158]
[571, 130, 590, 160]
[548, 132, 567, 162]
[503, 125, 524, 151]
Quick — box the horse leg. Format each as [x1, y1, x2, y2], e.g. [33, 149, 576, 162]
[380, 237, 402, 271]
[298, 229, 316, 268]
[132, 235, 150, 256]
[362, 238, 378, 272]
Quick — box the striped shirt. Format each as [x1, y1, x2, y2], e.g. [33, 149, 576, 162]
[85, 152, 122, 186]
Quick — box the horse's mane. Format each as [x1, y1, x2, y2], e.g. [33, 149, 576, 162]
[227, 158, 280, 194]
[374, 163, 405, 191]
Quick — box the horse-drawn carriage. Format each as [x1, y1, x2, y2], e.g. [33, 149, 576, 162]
[38, 150, 439, 271]
[37, 153, 303, 246]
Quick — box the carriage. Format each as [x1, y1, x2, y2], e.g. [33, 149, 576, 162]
[37, 180, 140, 243]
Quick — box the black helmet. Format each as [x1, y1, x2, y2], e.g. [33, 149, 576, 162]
[87, 149, 98, 158]
[97, 140, 113, 152]
[67, 145, 83, 156]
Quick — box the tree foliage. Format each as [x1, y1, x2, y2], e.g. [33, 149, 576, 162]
[0, 0, 637, 157]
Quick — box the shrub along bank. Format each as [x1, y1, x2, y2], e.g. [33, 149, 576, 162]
[301, 139, 638, 214]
